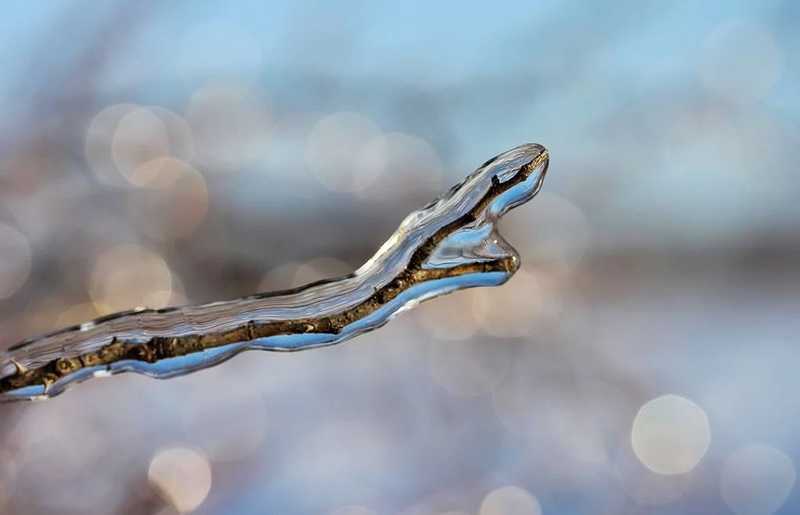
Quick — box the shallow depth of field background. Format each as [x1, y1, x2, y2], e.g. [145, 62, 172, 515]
[1, 2, 799, 514]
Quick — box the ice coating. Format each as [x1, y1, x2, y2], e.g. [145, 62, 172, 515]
[0, 143, 549, 401]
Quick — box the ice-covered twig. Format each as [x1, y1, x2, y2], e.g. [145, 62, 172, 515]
[0, 144, 548, 401]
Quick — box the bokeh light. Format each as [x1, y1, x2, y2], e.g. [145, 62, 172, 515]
[148, 447, 212, 513]
[85, 103, 139, 186]
[720, 444, 796, 515]
[631, 394, 711, 475]
[128, 158, 209, 240]
[186, 82, 271, 170]
[149, 107, 195, 164]
[87, 103, 195, 189]
[479, 485, 542, 515]
[111, 107, 172, 183]
[305, 112, 383, 193]
[89, 244, 174, 313]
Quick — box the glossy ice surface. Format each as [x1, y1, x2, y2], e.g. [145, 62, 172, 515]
[0, 143, 548, 401]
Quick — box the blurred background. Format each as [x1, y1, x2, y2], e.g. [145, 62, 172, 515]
[0, 1, 798, 514]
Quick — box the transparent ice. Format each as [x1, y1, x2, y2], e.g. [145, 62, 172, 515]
[0, 143, 548, 401]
